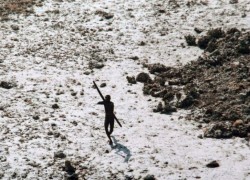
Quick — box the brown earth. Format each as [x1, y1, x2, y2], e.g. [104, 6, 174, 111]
[0, 0, 43, 21]
[135, 28, 250, 139]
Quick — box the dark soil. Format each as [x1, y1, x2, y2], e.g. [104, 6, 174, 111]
[0, 0, 43, 21]
[137, 28, 250, 139]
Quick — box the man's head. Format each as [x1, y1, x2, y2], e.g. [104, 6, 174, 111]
[105, 95, 111, 102]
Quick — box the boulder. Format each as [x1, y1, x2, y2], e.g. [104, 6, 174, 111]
[185, 35, 196, 46]
[136, 72, 151, 83]
[197, 36, 210, 49]
[207, 28, 225, 39]
[0, 81, 15, 89]
[11, 25, 19, 31]
[148, 63, 168, 74]
[126, 76, 137, 84]
[144, 174, 156, 180]
[52, 104, 59, 109]
[54, 151, 66, 158]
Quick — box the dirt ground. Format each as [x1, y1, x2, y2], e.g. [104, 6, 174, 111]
[0, 0, 250, 179]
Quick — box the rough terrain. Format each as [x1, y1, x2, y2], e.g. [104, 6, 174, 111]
[0, 0, 250, 179]
[137, 28, 250, 139]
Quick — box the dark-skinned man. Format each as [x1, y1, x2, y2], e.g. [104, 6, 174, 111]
[97, 95, 115, 145]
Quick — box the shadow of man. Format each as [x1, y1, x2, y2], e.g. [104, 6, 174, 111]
[111, 136, 132, 163]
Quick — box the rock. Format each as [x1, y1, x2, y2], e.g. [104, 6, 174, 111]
[197, 36, 210, 49]
[54, 132, 61, 138]
[125, 175, 134, 180]
[162, 102, 177, 114]
[233, 119, 244, 127]
[95, 10, 114, 19]
[185, 35, 196, 46]
[11, 25, 19, 31]
[194, 27, 203, 34]
[136, 72, 151, 83]
[143, 174, 156, 180]
[176, 92, 182, 101]
[0, 156, 7, 162]
[33, 115, 39, 120]
[197, 124, 203, 129]
[84, 71, 91, 75]
[151, 88, 166, 97]
[206, 39, 217, 53]
[72, 121, 78, 126]
[129, 56, 139, 60]
[0, 81, 15, 89]
[27, 161, 41, 168]
[207, 28, 225, 39]
[64, 173, 78, 180]
[71, 92, 77, 96]
[188, 88, 200, 99]
[64, 161, 76, 175]
[214, 129, 222, 137]
[163, 91, 175, 101]
[138, 41, 146, 46]
[148, 63, 168, 74]
[227, 28, 240, 35]
[0, 171, 4, 178]
[93, 63, 104, 69]
[178, 95, 194, 108]
[168, 79, 182, 85]
[232, 126, 248, 137]
[21, 172, 28, 179]
[43, 118, 49, 121]
[135, 28, 250, 139]
[126, 76, 137, 84]
[204, 122, 233, 138]
[74, 52, 80, 56]
[51, 123, 57, 127]
[54, 151, 66, 159]
[236, 40, 250, 54]
[153, 102, 163, 112]
[206, 161, 219, 168]
[143, 84, 152, 95]
[158, 8, 166, 13]
[229, 0, 238, 4]
[100, 83, 106, 87]
[197, 134, 203, 139]
[154, 77, 165, 86]
[242, 12, 247, 18]
[80, 91, 84, 96]
[12, 172, 17, 179]
[52, 104, 59, 109]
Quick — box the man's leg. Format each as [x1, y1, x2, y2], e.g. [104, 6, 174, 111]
[105, 119, 112, 144]
[109, 118, 114, 135]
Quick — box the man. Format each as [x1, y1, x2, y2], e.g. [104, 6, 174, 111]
[97, 95, 115, 145]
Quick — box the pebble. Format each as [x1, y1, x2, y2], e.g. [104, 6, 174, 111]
[11, 25, 19, 31]
[54, 151, 66, 159]
[206, 161, 219, 168]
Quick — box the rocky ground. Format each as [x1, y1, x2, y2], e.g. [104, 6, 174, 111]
[0, 0, 250, 179]
[135, 27, 250, 139]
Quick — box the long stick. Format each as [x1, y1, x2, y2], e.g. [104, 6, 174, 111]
[93, 81, 122, 127]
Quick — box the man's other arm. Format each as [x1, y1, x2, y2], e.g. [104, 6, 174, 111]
[97, 101, 104, 105]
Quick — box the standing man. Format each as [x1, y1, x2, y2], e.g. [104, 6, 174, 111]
[97, 95, 115, 145]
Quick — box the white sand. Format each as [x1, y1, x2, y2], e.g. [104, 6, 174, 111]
[0, 0, 250, 179]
